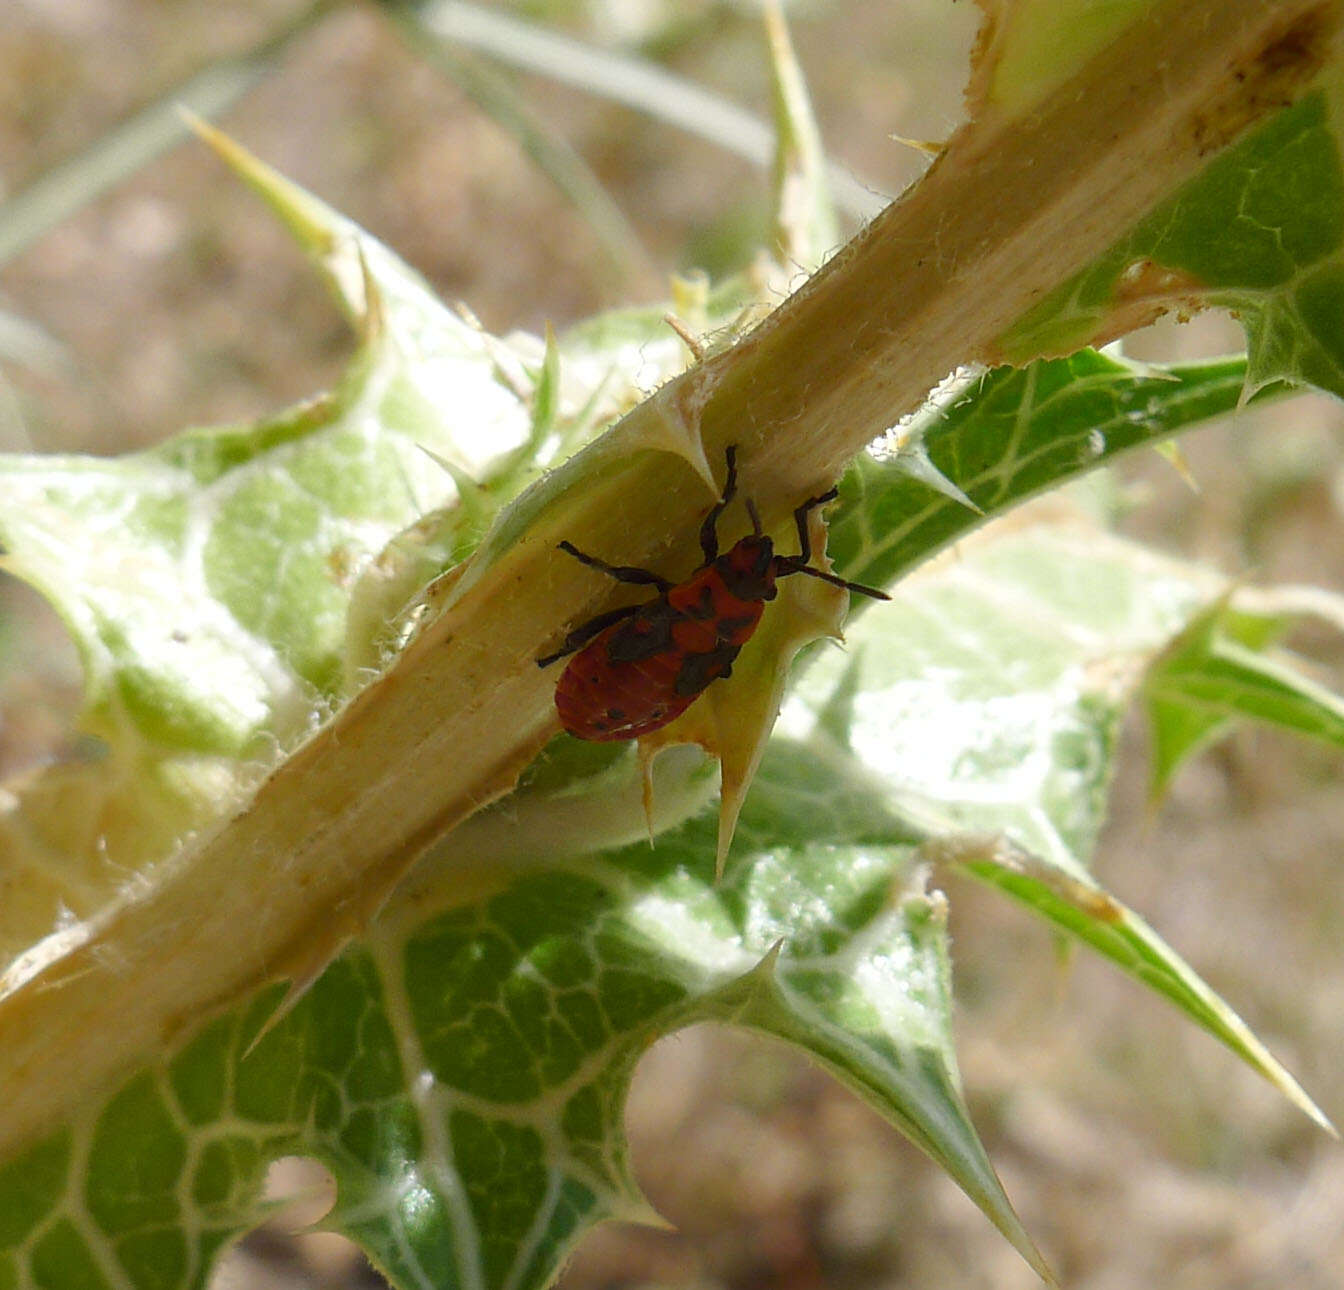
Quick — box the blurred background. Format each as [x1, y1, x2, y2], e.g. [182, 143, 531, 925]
[2, 2, 1342, 1287]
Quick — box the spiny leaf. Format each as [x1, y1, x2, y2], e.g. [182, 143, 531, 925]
[1145, 600, 1344, 799]
[999, 85, 1344, 397]
[786, 524, 1332, 1131]
[828, 349, 1260, 593]
[4, 11, 1344, 1285]
[0, 751, 1051, 1288]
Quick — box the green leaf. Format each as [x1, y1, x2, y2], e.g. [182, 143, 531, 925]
[4, 50, 1343, 1290]
[0, 124, 555, 760]
[786, 525, 1332, 1132]
[0, 126, 753, 959]
[0, 754, 1051, 1288]
[9, 514, 1339, 1290]
[827, 349, 1258, 591]
[1000, 87, 1344, 396]
[1145, 600, 1344, 798]
[0, 128, 568, 962]
[792, 526, 1217, 872]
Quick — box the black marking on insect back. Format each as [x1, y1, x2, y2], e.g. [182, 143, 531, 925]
[607, 707, 626, 721]
[606, 601, 678, 663]
[675, 643, 742, 697]
[717, 567, 777, 602]
[715, 614, 758, 641]
[685, 583, 717, 619]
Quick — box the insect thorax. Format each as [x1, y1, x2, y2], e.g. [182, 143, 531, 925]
[715, 535, 777, 602]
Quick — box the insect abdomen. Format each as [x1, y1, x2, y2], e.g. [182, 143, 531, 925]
[554, 635, 696, 740]
[553, 571, 766, 740]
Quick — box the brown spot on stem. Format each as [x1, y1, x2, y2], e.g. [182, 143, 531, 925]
[1185, 5, 1337, 157]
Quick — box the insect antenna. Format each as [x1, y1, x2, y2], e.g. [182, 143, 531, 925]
[745, 497, 763, 536]
[775, 557, 890, 600]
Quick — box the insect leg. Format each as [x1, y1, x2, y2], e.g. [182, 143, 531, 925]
[781, 485, 889, 600]
[791, 487, 840, 564]
[537, 602, 644, 667]
[557, 541, 673, 592]
[775, 556, 890, 601]
[699, 444, 740, 565]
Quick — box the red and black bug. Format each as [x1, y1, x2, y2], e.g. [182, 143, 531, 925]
[538, 446, 889, 741]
